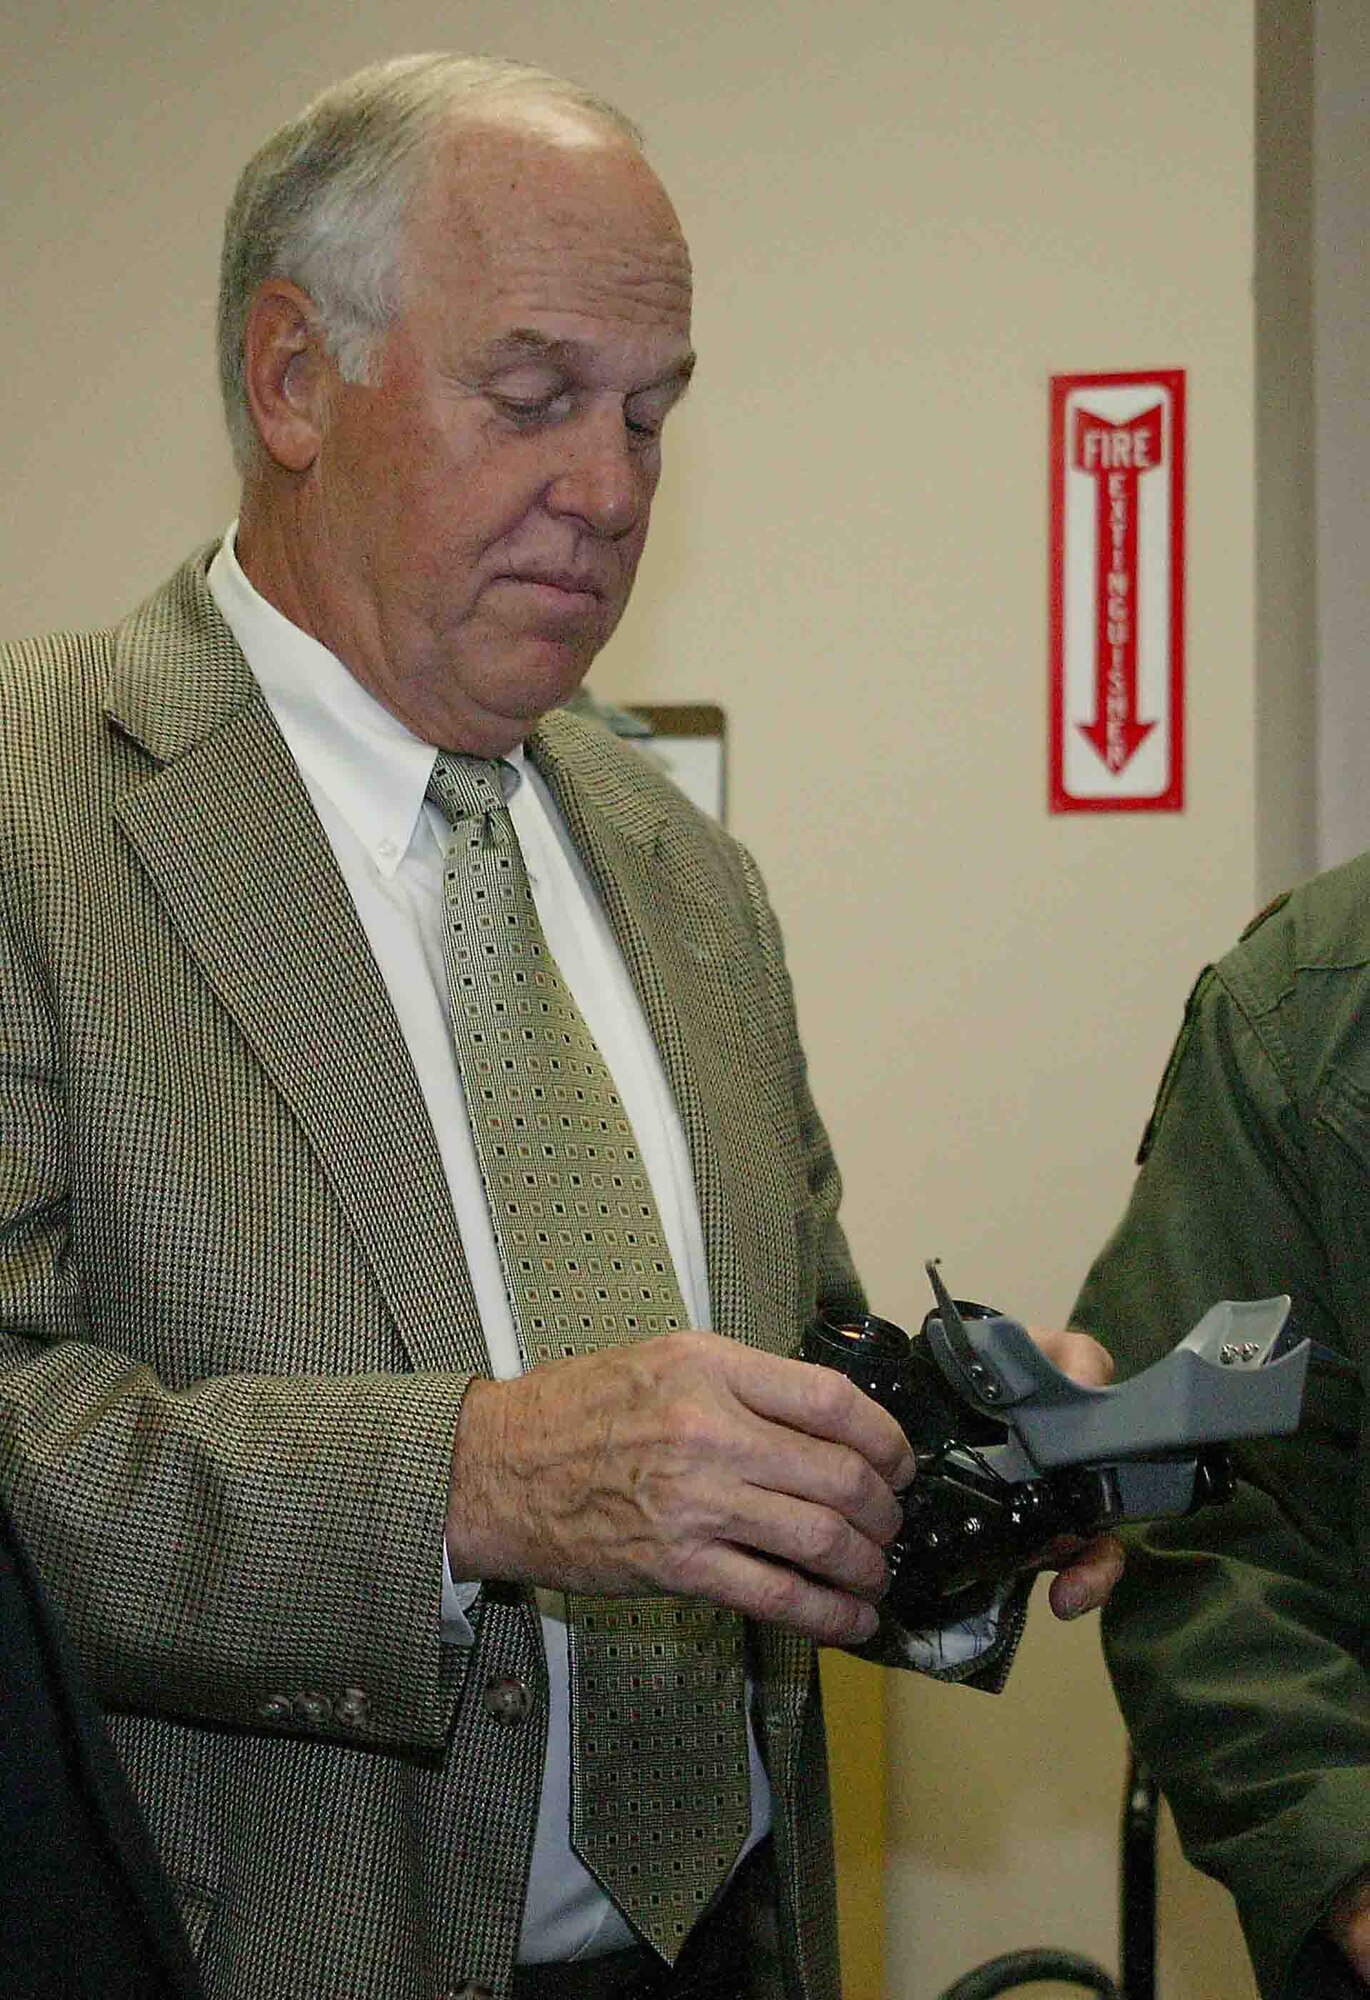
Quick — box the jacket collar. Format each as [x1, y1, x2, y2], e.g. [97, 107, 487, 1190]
[105, 543, 257, 764]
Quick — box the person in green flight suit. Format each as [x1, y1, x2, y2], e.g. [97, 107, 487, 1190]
[1073, 858, 1370, 2000]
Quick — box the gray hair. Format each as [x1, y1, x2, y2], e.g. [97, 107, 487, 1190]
[217, 53, 641, 472]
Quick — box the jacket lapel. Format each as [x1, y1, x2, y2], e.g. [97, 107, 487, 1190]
[105, 552, 486, 1379]
[528, 711, 801, 1359]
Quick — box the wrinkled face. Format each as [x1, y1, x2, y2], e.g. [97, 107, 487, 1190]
[301, 120, 694, 753]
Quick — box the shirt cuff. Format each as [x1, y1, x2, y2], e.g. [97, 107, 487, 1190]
[441, 1543, 481, 1647]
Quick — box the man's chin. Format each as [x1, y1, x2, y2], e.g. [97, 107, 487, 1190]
[431, 660, 596, 756]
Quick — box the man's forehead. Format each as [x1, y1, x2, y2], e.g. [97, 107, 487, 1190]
[395, 119, 692, 363]
[477, 326, 697, 383]
[418, 116, 686, 266]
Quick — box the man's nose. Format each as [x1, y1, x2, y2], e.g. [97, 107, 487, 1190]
[545, 407, 646, 537]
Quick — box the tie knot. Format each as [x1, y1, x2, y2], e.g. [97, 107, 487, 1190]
[427, 753, 509, 826]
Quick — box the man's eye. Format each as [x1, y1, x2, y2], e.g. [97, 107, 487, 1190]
[624, 409, 674, 452]
[495, 393, 572, 427]
[624, 390, 682, 446]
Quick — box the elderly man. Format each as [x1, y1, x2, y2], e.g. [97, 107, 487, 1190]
[0, 55, 1119, 2000]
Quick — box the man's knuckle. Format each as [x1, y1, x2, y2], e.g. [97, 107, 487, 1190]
[665, 1395, 714, 1453]
[754, 1564, 805, 1626]
[795, 1510, 844, 1568]
[806, 1369, 851, 1425]
[833, 1452, 874, 1512]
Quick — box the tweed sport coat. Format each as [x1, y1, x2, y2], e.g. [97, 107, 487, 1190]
[0, 548, 867, 2000]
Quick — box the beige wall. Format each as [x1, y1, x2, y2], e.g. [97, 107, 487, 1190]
[1255, 0, 1317, 903]
[3, 4, 1272, 1997]
[1314, 0, 1370, 868]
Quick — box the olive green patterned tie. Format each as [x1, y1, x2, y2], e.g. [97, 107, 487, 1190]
[427, 753, 752, 1963]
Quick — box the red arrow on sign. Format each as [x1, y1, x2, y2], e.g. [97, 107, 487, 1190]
[1072, 403, 1165, 774]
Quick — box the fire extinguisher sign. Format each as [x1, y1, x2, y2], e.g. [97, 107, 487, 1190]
[1049, 369, 1186, 812]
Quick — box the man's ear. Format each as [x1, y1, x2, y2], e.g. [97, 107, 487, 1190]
[242, 279, 334, 473]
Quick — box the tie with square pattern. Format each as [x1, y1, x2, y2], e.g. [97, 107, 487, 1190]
[426, 753, 752, 1963]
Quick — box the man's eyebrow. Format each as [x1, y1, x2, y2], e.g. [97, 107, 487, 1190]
[481, 330, 578, 370]
[480, 328, 697, 391]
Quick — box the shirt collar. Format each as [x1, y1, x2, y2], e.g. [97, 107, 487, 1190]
[207, 526, 525, 877]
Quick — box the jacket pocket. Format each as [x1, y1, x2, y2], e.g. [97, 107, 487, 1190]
[170, 1875, 219, 1961]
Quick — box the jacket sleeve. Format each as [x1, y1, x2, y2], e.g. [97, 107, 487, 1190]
[1071, 930, 1368, 2000]
[0, 870, 471, 1756]
[730, 840, 865, 1330]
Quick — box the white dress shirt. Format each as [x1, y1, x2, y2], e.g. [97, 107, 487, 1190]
[206, 531, 770, 1963]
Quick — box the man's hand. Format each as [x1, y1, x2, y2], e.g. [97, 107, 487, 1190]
[1327, 1869, 1370, 1984]
[1026, 1326, 1127, 1622]
[446, 1330, 917, 1647]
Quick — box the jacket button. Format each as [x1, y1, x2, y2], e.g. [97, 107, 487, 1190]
[293, 1691, 333, 1728]
[257, 1695, 292, 1725]
[481, 1675, 531, 1724]
[334, 1686, 371, 1731]
[441, 1987, 493, 1999]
